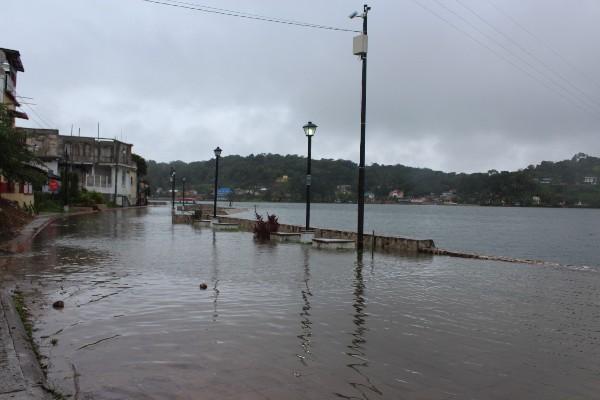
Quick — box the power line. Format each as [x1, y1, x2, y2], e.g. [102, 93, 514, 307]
[21, 103, 55, 129]
[165, 0, 323, 27]
[410, 0, 600, 120]
[430, 0, 600, 116]
[487, 0, 600, 93]
[455, 0, 600, 110]
[138, 0, 361, 33]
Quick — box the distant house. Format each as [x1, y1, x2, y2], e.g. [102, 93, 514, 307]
[336, 184, 352, 194]
[389, 189, 404, 199]
[365, 191, 375, 201]
[217, 187, 233, 200]
[540, 177, 553, 184]
[532, 196, 541, 205]
[583, 176, 598, 185]
[275, 175, 289, 183]
[440, 190, 457, 202]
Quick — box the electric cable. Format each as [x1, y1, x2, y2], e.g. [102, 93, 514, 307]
[138, 0, 361, 33]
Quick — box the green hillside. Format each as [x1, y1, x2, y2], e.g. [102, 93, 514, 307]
[146, 152, 600, 207]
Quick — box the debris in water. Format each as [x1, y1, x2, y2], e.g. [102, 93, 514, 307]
[52, 300, 64, 309]
[199, 283, 208, 290]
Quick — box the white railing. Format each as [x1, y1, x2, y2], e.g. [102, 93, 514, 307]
[85, 175, 111, 188]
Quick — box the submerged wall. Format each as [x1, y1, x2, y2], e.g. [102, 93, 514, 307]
[217, 215, 436, 253]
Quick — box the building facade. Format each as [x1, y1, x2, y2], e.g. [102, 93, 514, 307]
[0, 47, 28, 121]
[23, 128, 138, 206]
[0, 47, 33, 207]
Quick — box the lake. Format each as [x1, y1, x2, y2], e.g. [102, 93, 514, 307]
[229, 201, 600, 267]
[1, 207, 599, 399]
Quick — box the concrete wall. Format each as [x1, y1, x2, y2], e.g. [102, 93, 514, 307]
[1, 192, 34, 208]
[217, 215, 436, 253]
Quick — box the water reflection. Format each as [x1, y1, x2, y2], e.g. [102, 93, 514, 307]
[296, 247, 313, 366]
[211, 230, 220, 322]
[334, 258, 382, 399]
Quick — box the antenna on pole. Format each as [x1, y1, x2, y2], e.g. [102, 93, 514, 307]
[70, 124, 73, 136]
[97, 122, 100, 139]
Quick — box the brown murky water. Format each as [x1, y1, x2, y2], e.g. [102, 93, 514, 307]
[1, 207, 600, 399]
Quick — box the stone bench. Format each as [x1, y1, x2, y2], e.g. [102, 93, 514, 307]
[212, 222, 239, 231]
[270, 232, 301, 243]
[312, 238, 356, 250]
[192, 219, 212, 227]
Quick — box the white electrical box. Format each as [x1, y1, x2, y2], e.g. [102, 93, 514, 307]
[353, 34, 368, 55]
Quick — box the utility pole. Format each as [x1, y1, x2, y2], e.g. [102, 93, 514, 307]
[352, 4, 371, 253]
[113, 141, 119, 205]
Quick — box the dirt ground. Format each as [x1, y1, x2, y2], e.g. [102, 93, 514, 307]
[0, 199, 33, 243]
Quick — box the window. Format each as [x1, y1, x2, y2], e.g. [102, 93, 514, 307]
[121, 171, 126, 186]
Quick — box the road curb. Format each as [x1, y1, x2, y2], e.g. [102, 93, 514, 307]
[0, 290, 51, 399]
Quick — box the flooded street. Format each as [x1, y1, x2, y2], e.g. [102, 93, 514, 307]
[2, 207, 600, 399]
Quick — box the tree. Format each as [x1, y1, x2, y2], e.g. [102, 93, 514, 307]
[0, 104, 45, 186]
[132, 153, 147, 176]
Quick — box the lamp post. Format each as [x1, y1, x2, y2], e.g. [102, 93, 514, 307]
[302, 121, 317, 230]
[213, 146, 222, 219]
[170, 167, 176, 211]
[181, 177, 186, 208]
[350, 4, 371, 253]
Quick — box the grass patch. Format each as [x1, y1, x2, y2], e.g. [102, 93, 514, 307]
[13, 291, 69, 399]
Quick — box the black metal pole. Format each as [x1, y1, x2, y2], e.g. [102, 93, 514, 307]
[305, 135, 312, 230]
[357, 5, 369, 253]
[170, 168, 175, 211]
[213, 155, 220, 218]
[181, 179, 185, 207]
[113, 142, 119, 205]
[64, 149, 69, 208]
[171, 179, 175, 210]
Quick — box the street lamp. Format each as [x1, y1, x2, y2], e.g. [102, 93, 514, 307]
[213, 146, 222, 219]
[181, 177, 186, 208]
[350, 4, 371, 253]
[170, 167, 176, 211]
[302, 121, 317, 230]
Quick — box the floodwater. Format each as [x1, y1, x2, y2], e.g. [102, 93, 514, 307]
[234, 201, 600, 267]
[2, 207, 600, 399]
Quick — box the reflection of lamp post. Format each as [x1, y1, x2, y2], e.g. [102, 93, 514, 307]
[213, 146, 222, 219]
[170, 167, 176, 211]
[350, 4, 371, 253]
[297, 247, 313, 366]
[302, 122, 317, 230]
[181, 177, 186, 208]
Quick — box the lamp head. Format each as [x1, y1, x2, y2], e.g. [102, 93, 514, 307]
[349, 11, 359, 19]
[303, 121, 317, 137]
[214, 146, 222, 157]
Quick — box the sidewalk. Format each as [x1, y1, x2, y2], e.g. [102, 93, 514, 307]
[0, 291, 50, 399]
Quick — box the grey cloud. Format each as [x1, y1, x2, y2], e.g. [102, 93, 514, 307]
[4, 0, 600, 172]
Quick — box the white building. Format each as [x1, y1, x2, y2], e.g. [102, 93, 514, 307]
[23, 128, 138, 206]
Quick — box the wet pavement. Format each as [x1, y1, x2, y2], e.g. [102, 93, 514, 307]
[1, 207, 600, 399]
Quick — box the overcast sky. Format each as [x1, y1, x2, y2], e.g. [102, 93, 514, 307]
[4, 0, 600, 172]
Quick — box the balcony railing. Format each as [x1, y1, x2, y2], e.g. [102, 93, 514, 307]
[85, 175, 112, 188]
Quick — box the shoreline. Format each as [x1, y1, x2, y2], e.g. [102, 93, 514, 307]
[153, 198, 600, 210]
